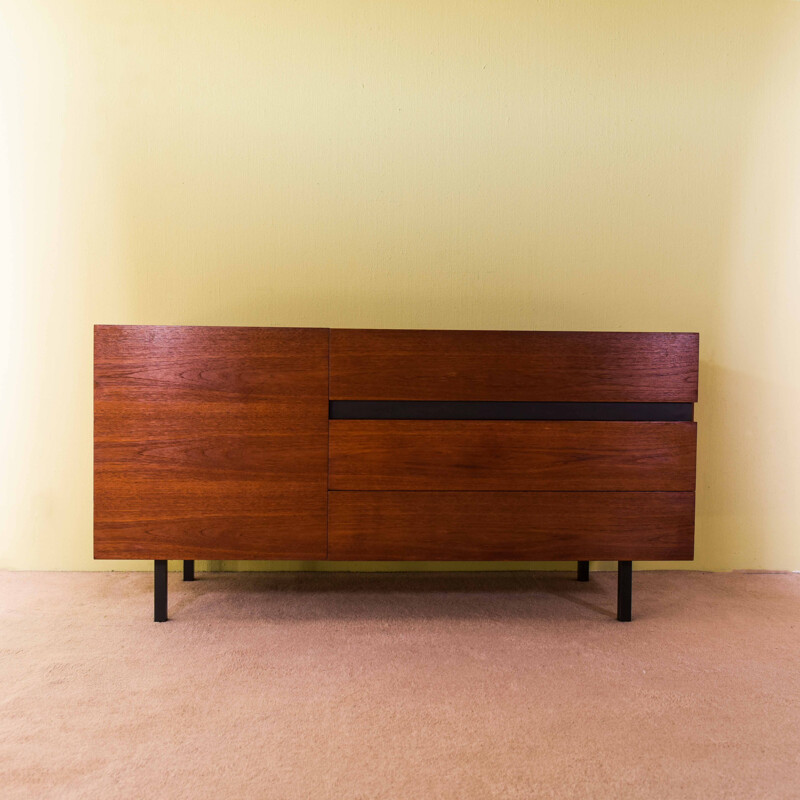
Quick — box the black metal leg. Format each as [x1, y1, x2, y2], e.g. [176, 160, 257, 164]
[154, 560, 168, 622]
[617, 561, 632, 622]
[577, 561, 589, 582]
[183, 560, 194, 581]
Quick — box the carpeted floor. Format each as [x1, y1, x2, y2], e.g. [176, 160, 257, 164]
[1, 570, 798, 799]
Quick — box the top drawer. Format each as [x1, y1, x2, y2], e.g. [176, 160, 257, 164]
[330, 330, 699, 402]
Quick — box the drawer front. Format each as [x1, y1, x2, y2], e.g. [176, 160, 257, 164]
[330, 421, 696, 491]
[330, 329, 699, 402]
[328, 491, 695, 561]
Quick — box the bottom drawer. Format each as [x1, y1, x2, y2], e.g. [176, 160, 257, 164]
[328, 491, 695, 561]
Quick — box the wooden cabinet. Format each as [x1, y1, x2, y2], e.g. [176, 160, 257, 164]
[94, 326, 699, 621]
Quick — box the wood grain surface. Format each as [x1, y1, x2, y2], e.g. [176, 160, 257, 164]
[94, 326, 329, 559]
[329, 420, 697, 491]
[330, 329, 699, 402]
[328, 491, 695, 561]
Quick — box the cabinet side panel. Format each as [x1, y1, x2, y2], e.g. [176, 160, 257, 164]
[94, 326, 329, 559]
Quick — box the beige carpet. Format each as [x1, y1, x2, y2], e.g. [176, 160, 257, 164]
[1, 570, 799, 799]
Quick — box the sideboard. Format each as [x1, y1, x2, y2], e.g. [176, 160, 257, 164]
[94, 326, 698, 622]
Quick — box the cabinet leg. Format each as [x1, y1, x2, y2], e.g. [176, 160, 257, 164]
[577, 561, 589, 582]
[617, 561, 632, 622]
[154, 560, 168, 622]
[183, 560, 195, 581]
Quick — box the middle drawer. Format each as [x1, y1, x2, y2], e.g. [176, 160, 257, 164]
[329, 420, 696, 492]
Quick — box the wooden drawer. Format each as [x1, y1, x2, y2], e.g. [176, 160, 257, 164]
[329, 421, 696, 491]
[330, 329, 699, 402]
[328, 491, 695, 561]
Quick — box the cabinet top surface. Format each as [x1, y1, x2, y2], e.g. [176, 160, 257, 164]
[95, 325, 697, 336]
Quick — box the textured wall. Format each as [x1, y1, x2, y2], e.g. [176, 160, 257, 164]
[1, 1, 799, 571]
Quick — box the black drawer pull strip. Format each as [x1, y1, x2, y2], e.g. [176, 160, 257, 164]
[329, 401, 694, 422]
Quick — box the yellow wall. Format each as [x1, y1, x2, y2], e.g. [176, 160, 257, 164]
[1, 1, 799, 572]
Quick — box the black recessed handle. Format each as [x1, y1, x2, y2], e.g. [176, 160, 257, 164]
[329, 400, 694, 422]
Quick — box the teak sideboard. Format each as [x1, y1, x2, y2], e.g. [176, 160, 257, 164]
[94, 326, 699, 622]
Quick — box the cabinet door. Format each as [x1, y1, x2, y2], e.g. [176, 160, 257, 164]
[94, 326, 328, 560]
